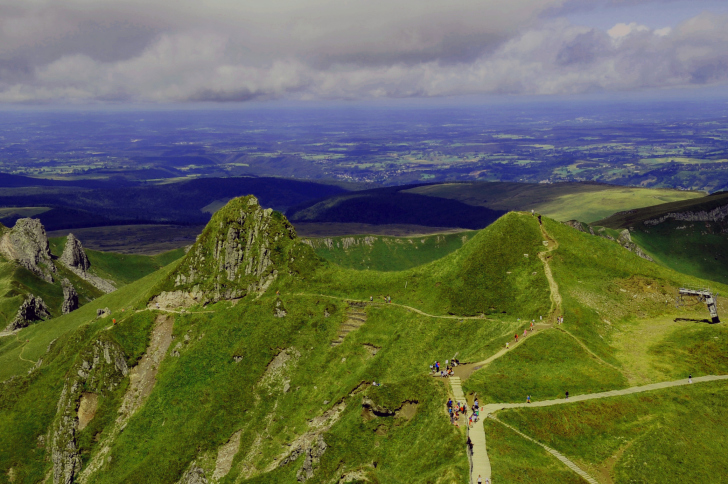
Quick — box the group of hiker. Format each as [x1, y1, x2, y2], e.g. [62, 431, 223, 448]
[430, 358, 460, 377]
[447, 396, 480, 428]
[371, 295, 393, 303]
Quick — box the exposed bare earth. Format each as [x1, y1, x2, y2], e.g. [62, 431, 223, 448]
[79, 313, 175, 483]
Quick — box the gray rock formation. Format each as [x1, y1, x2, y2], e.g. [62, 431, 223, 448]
[5, 294, 51, 331]
[50, 339, 128, 484]
[60, 234, 90, 273]
[154, 195, 312, 309]
[617, 229, 654, 262]
[274, 299, 287, 318]
[296, 436, 327, 482]
[563, 221, 652, 262]
[563, 220, 595, 235]
[62, 279, 79, 314]
[0, 218, 56, 282]
[58, 234, 116, 294]
[177, 463, 208, 484]
[644, 204, 728, 226]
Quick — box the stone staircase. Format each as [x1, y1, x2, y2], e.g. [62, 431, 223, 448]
[331, 304, 367, 347]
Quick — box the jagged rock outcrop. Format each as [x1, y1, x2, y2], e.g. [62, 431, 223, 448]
[60, 234, 90, 273]
[62, 279, 79, 314]
[296, 436, 327, 482]
[563, 220, 595, 235]
[50, 339, 128, 484]
[153, 195, 317, 308]
[58, 234, 116, 294]
[302, 236, 377, 250]
[274, 299, 287, 318]
[177, 463, 208, 484]
[563, 221, 652, 262]
[0, 218, 56, 282]
[644, 204, 728, 226]
[617, 229, 654, 262]
[5, 294, 51, 331]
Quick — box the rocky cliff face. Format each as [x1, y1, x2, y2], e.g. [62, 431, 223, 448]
[153, 195, 317, 308]
[58, 234, 115, 294]
[62, 279, 79, 314]
[60, 234, 90, 272]
[617, 229, 654, 262]
[563, 221, 653, 262]
[50, 339, 128, 484]
[4, 294, 51, 331]
[0, 218, 56, 282]
[644, 204, 728, 226]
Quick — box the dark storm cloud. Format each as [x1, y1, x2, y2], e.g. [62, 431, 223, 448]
[0, 0, 727, 102]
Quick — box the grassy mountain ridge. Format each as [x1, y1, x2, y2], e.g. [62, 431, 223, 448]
[302, 231, 476, 272]
[1, 197, 727, 483]
[595, 191, 728, 285]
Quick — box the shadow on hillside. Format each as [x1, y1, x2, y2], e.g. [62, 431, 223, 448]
[674, 317, 713, 324]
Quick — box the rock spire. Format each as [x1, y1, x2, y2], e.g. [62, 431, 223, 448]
[60, 234, 90, 273]
[0, 218, 56, 282]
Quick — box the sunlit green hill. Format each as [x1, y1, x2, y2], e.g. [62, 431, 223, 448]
[1, 197, 727, 484]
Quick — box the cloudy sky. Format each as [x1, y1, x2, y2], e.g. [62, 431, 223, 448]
[1, 0, 728, 104]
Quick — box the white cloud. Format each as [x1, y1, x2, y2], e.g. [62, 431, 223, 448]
[607, 22, 650, 39]
[0, 1, 727, 102]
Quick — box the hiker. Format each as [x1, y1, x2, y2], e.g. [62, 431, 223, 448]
[515, 334, 519, 342]
[467, 436, 473, 455]
[530, 321, 534, 331]
[474, 398, 479, 409]
[527, 395, 531, 403]
[447, 398, 453, 408]
[523, 329, 527, 338]
[506, 342, 509, 349]
[538, 214, 542, 225]
[478, 476, 483, 484]
[689, 373, 692, 383]
[565, 391, 569, 399]
[370, 296, 373, 302]
[113, 318, 117, 325]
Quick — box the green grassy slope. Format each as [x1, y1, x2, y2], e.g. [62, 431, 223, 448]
[405, 182, 703, 223]
[594, 191, 728, 285]
[464, 330, 628, 404]
[2, 203, 728, 484]
[304, 231, 476, 271]
[497, 381, 728, 483]
[596, 191, 728, 229]
[295, 212, 551, 318]
[49, 236, 185, 286]
[0, 261, 179, 381]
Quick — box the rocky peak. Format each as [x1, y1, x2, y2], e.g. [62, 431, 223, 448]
[58, 233, 116, 294]
[61, 279, 79, 314]
[60, 234, 90, 273]
[154, 195, 315, 308]
[5, 294, 51, 331]
[0, 218, 56, 282]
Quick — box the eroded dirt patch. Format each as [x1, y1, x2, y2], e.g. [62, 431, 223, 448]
[78, 313, 175, 483]
[77, 392, 98, 431]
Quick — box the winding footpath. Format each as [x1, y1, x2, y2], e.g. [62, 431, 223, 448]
[488, 415, 598, 484]
[291, 292, 492, 321]
[461, 222, 728, 484]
